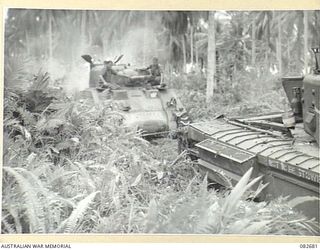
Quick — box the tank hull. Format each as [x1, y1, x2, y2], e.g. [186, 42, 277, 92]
[182, 118, 320, 228]
[81, 57, 187, 136]
[78, 87, 185, 136]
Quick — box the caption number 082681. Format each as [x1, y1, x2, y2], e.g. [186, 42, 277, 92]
[300, 244, 318, 248]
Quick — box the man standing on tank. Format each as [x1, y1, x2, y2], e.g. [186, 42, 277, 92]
[145, 57, 162, 86]
[99, 60, 120, 89]
[102, 61, 118, 83]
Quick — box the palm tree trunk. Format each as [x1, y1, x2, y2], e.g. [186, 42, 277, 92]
[190, 24, 194, 66]
[25, 32, 30, 55]
[195, 43, 199, 72]
[169, 34, 173, 63]
[48, 13, 53, 60]
[315, 11, 320, 47]
[80, 10, 87, 54]
[143, 12, 148, 65]
[48, 12, 53, 71]
[251, 20, 256, 66]
[304, 11, 309, 73]
[287, 38, 290, 72]
[182, 34, 187, 73]
[265, 12, 271, 71]
[206, 11, 216, 103]
[277, 12, 282, 75]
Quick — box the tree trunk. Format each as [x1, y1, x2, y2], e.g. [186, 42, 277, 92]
[287, 38, 290, 72]
[25, 32, 30, 55]
[315, 11, 320, 47]
[48, 13, 53, 60]
[182, 34, 187, 73]
[277, 12, 282, 75]
[304, 11, 309, 74]
[195, 43, 199, 72]
[143, 12, 148, 65]
[48, 12, 53, 71]
[251, 20, 256, 66]
[190, 24, 194, 66]
[264, 12, 271, 71]
[80, 10, 87, 54]
[206, 11, 216, 103]
[169, 34, 173, 63]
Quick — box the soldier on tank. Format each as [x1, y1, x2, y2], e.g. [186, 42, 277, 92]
[99, 60, 120, 90]
[145, 57, 162, 86]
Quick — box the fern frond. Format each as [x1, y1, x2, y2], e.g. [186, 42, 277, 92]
[14, 167, 46, 190]
[57, 191, 100, 233]
[29, 71, 50, 91]
[3, 167, 46, 233]
[2, 206, 23, 233]
[2, 218, 17, 234]
[47, 168, 79, 186]
[16, 106, 36, 126]
[144, 198, 158, 233]
[196, 220, 220, 234]
[73, 162, 96, 192]
[16, 167, 77, 227]
[239, 220, 272, 234]
[4, 55, 31, 89]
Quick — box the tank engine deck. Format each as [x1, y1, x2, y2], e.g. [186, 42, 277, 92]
[185, 117, 319, 225]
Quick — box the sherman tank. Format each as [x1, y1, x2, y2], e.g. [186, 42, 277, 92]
[79, 55, 189, 136]
[178, 48, 320, 227]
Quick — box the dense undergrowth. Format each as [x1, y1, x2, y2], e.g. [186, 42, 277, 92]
[2, 65, 319, 235]
[167, 69, 286, 121]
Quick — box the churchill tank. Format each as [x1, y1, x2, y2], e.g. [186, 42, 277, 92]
[79, 55, 189, 136]
[178, 48, 320, 226]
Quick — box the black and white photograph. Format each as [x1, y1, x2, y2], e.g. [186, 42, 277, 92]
[2, 8, 320, 235]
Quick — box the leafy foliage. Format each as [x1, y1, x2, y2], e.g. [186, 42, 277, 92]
[3, 9, 319, 235]
[168, 69, 285, 121]
[2, 71, 318, 235]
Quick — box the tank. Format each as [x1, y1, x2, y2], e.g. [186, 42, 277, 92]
[178, 48, 320, 229]
[79, 54, 189, 136]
